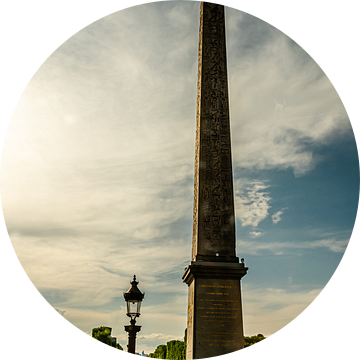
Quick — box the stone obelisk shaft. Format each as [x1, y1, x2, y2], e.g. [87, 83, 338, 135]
[192, 1, 236, 262]
[183, 3, 248, 359]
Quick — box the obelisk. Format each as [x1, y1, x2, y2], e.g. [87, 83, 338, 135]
[182, 3, 248, 359]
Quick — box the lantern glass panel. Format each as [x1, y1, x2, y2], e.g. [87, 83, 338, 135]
[127, 299, 141, 316]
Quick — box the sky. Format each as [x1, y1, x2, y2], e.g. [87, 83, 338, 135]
[0, 0, 359, 357]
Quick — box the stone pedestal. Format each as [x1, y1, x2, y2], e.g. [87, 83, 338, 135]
[183, 262, 247, 359]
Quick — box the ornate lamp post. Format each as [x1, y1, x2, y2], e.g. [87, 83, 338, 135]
[123, 275, 144, 354]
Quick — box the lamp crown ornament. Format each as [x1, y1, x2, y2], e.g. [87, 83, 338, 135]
[124, 274, 145, 301]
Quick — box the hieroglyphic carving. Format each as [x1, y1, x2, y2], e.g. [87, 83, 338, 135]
[192, 2, 236, 259]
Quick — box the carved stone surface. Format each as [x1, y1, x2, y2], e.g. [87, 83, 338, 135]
[183, 3, 248, 359]
[192, 1, 236, 262]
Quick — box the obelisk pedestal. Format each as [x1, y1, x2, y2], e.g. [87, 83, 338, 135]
[183, 261, 247, 359]
[182, 3, 248, 359]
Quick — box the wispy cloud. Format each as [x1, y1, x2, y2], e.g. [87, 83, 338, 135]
[272, 208, 289, 224]
[243, 286, 322, 336]
[137, 333, 183, 342]
[54, 308, 66, 316]
[227, 8, 350, 177]
[239, 238, 348, 256]
[12, 237, 189, 307]
[235, 178, 272, 227]
[250, 231, 264, 238]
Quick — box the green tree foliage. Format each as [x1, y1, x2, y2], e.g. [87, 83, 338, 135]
[244, 334, 266, 348]
[166, 340, 186, 360]
[91, 326, 123, 350]
[183, 329, 187, 358]
[149, 332, 265, 358]
[148, 330, 186, 360]
[149, 344, 167, 358]
[116, 343, 123, 350]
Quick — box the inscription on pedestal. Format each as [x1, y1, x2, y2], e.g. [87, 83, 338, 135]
[192, 278, 244, 358]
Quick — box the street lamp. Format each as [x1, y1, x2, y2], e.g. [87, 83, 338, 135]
[123, 275, 144, 354]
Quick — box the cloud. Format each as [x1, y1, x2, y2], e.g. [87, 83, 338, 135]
[137, 333, 182, 342]
[227, 8, 350, 176]
[242, 286, 322, 336]
[234, 178, 272, 227]
[1, 4, 199, 268]
[238, 238, 349, 256]
[308, 239, 349, 253]
[272, 208, 289, 224]
[250, 231, 264, 238]
[10, 231, 189, 309]
[54, 308, 66, 316]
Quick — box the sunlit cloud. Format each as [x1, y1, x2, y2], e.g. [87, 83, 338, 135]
[235, 179, 272, 227]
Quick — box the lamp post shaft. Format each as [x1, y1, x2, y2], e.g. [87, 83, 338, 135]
[125, 320, 141, 354]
